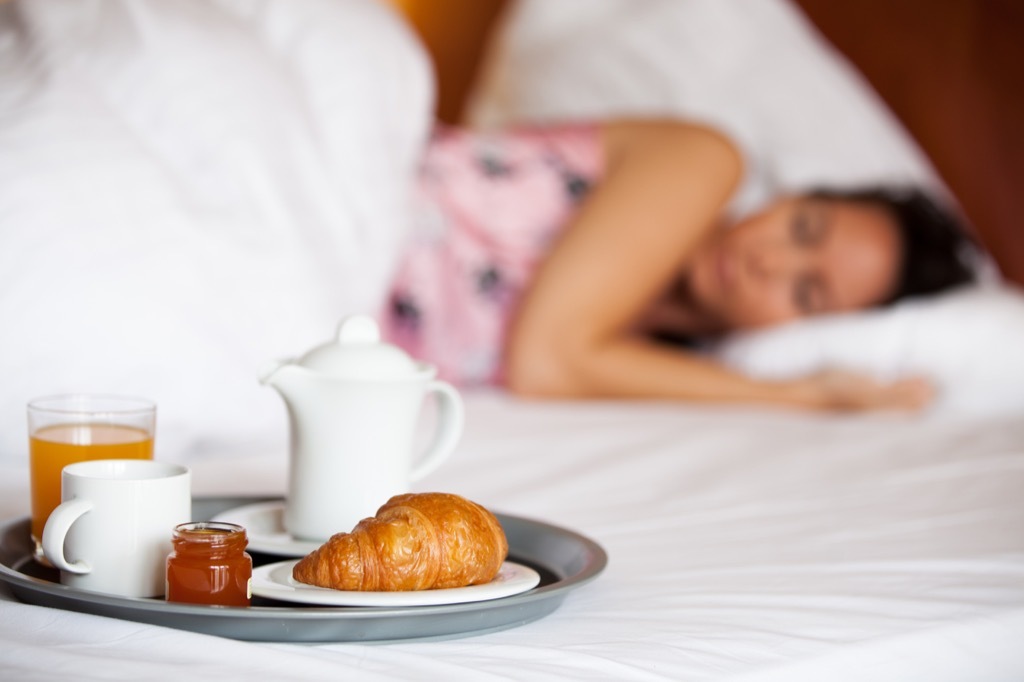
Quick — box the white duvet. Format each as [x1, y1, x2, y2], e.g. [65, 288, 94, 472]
[0, 0, 432, 461]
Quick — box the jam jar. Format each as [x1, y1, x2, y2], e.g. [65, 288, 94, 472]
[166, 522, 252, 606]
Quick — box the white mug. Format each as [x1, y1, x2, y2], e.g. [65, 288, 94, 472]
[41, 459, 191, 598]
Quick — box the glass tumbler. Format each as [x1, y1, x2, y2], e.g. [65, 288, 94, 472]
[28, 394, 155, 563]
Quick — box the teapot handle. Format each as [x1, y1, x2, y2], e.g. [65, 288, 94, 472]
[410, 380, 464, 481]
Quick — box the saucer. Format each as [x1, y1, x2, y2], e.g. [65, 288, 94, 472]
[210, 501, 321, 557]
[252, 559, 541, 607]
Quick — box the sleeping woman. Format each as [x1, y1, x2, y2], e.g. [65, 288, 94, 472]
[381, 120, 976, 412]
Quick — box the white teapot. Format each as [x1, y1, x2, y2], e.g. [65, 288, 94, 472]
[260, 315, 464, 540]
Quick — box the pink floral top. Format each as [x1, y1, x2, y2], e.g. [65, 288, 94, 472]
[380, 124, 605, 385]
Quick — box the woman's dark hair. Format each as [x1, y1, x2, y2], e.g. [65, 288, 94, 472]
[811, 186, 978, 305]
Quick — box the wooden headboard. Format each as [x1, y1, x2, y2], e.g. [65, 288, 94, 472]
[794, 1, 1024, 287]
[389, 0, 1024, 287]
[386, 0, 509, 125]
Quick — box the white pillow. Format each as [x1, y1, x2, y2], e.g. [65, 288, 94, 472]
[714, 285, 1024, 416]
[0, 0, 433, 460]
[469, 0, 944, 215]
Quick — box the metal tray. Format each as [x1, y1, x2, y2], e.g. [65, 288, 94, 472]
[0, 496, 607, 642]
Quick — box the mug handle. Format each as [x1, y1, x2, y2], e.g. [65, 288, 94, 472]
[41, 498, 93, 574]
[410, 380, 464, 481]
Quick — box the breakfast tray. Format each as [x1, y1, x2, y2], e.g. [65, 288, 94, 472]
[0, 496, 607, 642]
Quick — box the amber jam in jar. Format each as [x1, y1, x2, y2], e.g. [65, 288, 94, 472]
[165, 522, 252, 606]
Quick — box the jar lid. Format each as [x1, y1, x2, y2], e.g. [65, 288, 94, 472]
[294, 315, 420, 380]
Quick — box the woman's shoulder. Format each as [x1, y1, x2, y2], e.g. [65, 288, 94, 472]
[599, 118, 744, 176]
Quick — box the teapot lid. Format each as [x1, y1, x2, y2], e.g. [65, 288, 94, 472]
[296, 315, 421, 380]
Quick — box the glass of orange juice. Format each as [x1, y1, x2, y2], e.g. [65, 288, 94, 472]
[28, 395, 155, 563]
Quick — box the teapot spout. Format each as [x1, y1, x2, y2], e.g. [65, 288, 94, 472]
[260, 360, 318, 410]
[259, 359, 296, 388]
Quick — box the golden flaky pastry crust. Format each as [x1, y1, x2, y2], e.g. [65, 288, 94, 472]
[291, 492, 509, 591]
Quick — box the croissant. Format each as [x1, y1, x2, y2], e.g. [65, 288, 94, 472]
[291, 492, 509, 591]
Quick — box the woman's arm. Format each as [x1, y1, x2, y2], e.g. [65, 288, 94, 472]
[503, 120, 930, 411]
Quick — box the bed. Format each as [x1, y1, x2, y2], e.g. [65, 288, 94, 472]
[1, 1, 1023, 679]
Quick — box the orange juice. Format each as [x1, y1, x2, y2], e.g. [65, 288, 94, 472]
[30, 423, 154, 543]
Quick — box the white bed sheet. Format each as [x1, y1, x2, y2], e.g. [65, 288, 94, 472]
[2, 392, 1023, 681]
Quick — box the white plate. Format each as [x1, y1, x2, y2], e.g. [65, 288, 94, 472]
[253, 559, 541, 607]
[210, 501, 321, 557]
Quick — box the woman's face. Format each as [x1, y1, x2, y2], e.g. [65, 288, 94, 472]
[685, 196, 903, 331]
